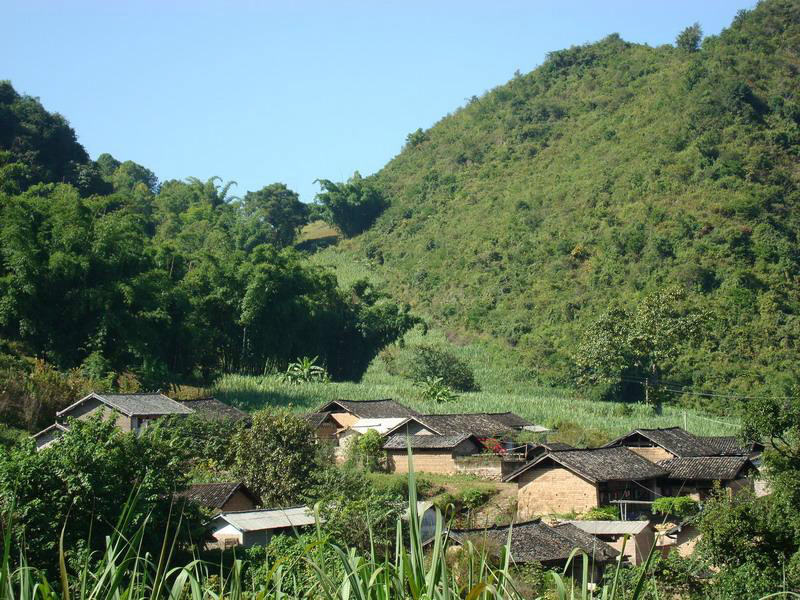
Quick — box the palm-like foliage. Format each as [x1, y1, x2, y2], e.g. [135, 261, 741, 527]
[282, 356, 330, 385]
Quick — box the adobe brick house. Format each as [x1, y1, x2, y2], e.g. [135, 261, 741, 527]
[503, 447, 668, 520]
[56, 392, 193, 433]
[603, 427, 763, 462]
[603, 427, 760, 500]
[383, 434, 483, 474]
[176, 482, 259, 513]
[657, 455, 755, 500]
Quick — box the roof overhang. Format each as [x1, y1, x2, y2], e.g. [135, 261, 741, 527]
[56, 392, 131, 418]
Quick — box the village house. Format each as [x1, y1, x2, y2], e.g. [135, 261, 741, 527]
[31, 422, 69, 450]
[435, 519, 619, 583]
[656, 519, 701, 558]
[304, 400, 544, 473]
[565, 520, 654, 565]
[207, 506, 317, 549]
[176, 482, 259, 513]
[304, 399, 422, 442]
[33, 392, 243, 449]
[603, 427, 759, 500]
[503, 447, 668, 520]
[383, 434, 484, 474]
[177, 397, 251, 423]
[657, 455, 755, 500]
[603, 427, 762, 461]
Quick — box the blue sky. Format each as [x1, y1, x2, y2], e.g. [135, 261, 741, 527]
[3, 1, 755, 202]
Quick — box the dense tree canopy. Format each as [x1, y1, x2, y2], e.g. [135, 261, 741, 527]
[314, 172, 388, 237]
[0, 83, 419, 403]
[230, 409, 319, 507]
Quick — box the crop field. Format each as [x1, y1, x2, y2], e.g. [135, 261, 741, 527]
[212, 371, 739, 441]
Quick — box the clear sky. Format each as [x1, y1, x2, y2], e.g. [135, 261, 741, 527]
[3, 0, 756, 202]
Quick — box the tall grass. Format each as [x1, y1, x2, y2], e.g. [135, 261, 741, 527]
[2, 457, 796, 599]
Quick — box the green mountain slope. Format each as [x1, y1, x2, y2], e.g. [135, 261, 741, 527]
[339, 0, 800, 407]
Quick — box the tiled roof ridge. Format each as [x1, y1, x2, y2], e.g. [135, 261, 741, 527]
[220, 505, 309, 515]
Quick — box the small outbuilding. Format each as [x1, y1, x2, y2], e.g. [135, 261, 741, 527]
[566, 520, 654, 565]
[208, 506, 317, 549]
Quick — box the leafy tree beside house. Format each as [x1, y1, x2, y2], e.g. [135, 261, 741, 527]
[230, 409, 319, 507]
[697, 392, 800, 597]
[0, 415, 196, 576]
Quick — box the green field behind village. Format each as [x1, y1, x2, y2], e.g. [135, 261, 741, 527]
[204, 241, 740, 443]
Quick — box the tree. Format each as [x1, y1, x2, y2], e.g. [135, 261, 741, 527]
[304, 466, 403, 552]
[676, 23, 702, 52]
[575, 287, 706, 405]
[696, 394, 800, 596]
[314, 172, 387, 237]
[230, 409, 319, 506]
[239, 183, 308, 249]
[0, 415, 194, 575]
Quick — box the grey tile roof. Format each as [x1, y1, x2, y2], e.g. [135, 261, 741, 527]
[505, 447, 669, 483]
[696, 436, 755, 456]
[539, 442, 575, 451]
[176, 482, 258, 509]
[417, 413, 515, 437]
[178, 398, 250, 422]
[447, 519, 618, 565]
[303, 411, 334, 427]
[486, 413, 534, 429]
[317, 399, 420, 419]
[604, 427, 716, 457]
[382, 434, 477, 450]
[58, 392, 193, 418]
[658, 456, 751, 481]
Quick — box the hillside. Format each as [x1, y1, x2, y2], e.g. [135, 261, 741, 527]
[333, 0, 800, 409]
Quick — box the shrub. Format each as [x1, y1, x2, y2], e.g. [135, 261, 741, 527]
[346, 429, 385, 472]
[408, 344, 478, 391]
[582, 505, 621, 520]
[652, 496, 700, 520]
[417, 376, 458, 403]
[460, 488, 493, 510]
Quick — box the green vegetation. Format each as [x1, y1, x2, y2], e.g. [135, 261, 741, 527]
[211, 373, 738, 439]
[230, 409, 319, 507]
[331, 0, 800, 412]
[0, 81, 421, 432]
[314, 172, 387, 237]
[0, 416, 195, 576]
[406, 343, 479, 392]
[651, 496, 699, 520]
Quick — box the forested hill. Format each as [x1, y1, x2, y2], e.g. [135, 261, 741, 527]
[340, 0, 800, 408]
